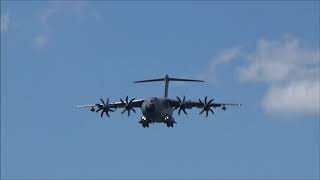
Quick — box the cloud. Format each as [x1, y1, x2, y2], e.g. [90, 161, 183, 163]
[38, 1, 91, 25]
[34, 2, 94, 48]
[238, 36, 320, 116]
[1, 13, 10, 32]
[200, 36, 319, 116]
[262, 80, 320, 115]
[198, 47, 242, 82]
[239, 37, 319, 83]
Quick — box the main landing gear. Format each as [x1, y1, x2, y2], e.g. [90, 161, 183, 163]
[166, 121, 176, 128]
[139, 117, 149, 128]
[141, 122, 149, 128]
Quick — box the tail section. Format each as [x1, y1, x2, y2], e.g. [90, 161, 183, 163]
[133, 74, 204, 98]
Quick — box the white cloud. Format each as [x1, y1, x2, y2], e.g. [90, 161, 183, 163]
[34, 2, 96, 48]
[212, 47, 242, 65]
[1, 13, 10, 32]
[262, 80, 320, 115]
[239, 37, 319, 83]
[198, 47, 242, 82]
[38, 1, 91, 25]
[239, 36, 320, 116]
[200, 36, 319, 116]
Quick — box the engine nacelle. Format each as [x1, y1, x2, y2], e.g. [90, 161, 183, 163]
[90, 107, 95, 112]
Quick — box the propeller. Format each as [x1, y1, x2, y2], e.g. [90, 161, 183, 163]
[174, 96, 188, 115]
[199, 96, 215, 117]
[120, 96, 136, 116]
[95, 98, 115, 118]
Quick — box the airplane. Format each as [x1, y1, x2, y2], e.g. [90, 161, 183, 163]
[77, 74, 241, 128]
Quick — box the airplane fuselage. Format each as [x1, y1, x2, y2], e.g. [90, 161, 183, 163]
[140, 97, 175, 126]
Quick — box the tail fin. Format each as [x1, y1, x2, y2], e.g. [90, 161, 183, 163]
[133, 74, 204, 98]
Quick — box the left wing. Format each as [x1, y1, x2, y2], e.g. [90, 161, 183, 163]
[77, 97, 144, 117]
[169, 96, 241, 116]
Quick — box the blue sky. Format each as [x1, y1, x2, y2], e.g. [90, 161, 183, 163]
[1, 1, 319, 179]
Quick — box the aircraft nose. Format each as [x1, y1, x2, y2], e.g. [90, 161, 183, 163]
[146, 103, 155, 113]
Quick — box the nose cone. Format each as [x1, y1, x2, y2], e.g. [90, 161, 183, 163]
[146, 103, 155, 113]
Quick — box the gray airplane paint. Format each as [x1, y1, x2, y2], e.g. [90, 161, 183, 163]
[140, 97, 174, 123]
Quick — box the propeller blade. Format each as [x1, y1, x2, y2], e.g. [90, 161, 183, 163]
[95, 104, 103, 108]
[100, 98, 105, 106]
[177, 96, 181, 103]
[96, 108, 102, 112]
[132, 108, 136, 113]
[199, 109, 205, 114]
[205, 111, 208, 117]
[95, 98, 114, 118]
[208, 99, 214, 104]
[209, 108, 214, 114]
[129, 98, 135, 104]
[182, 108, 187, 115]
[199, 98, 203, 105]
[121, 109, 126, 114]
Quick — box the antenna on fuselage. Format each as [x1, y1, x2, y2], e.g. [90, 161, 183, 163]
[133, 74, 205, 98]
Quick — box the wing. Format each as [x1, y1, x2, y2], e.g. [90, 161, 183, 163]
[77, 98, 145, 109]
[185, 101, 241, 109]
[109, 99, 145, 109]
[169, 97, 241, 110]
[77, 97, 145, 117]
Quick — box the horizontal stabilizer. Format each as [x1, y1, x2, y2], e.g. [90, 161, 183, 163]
[133, 74, 204, 98]
[134, 77, 204, 83]
[133, 78, 165, 83]
[168, 78, 204, 82]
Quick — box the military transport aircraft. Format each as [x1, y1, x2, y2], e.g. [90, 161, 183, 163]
[77, 74, 241, 128]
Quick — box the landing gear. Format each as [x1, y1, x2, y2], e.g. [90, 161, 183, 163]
[166, 121, 175, 128]
[142, 122, 149, 128]
[140, 115, 149, 128]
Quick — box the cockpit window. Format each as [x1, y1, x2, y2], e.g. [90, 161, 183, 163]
[162, 100, 169, 108]
[147, 103, 155, 113]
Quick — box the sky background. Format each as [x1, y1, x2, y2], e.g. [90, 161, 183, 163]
[1, 1, 320, 179]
